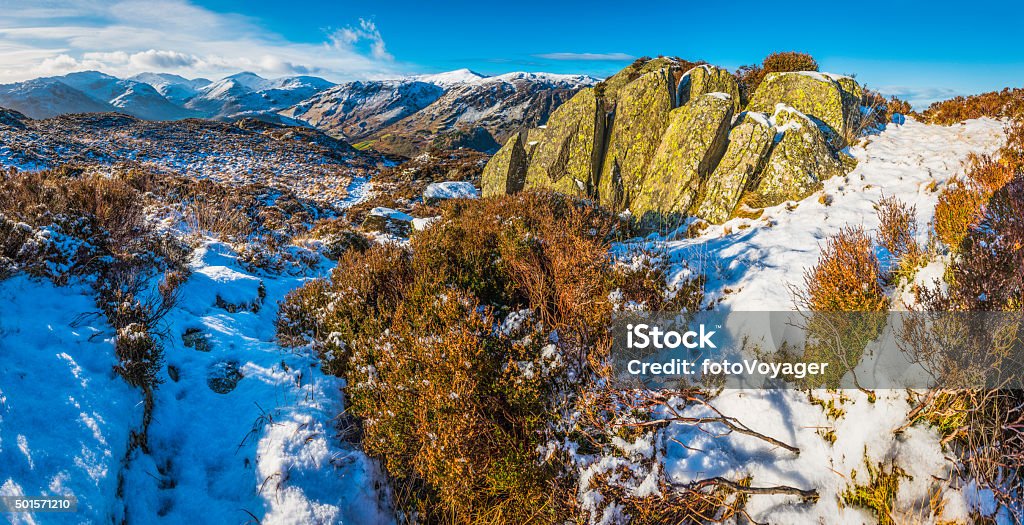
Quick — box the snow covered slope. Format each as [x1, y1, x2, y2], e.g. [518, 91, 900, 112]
[0, 78, 115, 119]
[128, 73, 212, 105]
[606, 118, 1009, 524]
[280, 80, 445, 140]
[0, 277, 143, 523]
[117, 241, 392, 524]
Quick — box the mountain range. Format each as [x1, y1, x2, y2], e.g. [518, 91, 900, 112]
[0, 69, 596, 155]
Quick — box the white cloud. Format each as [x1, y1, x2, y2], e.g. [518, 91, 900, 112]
[328, 19, 393, 62]
[0, 0, 403, 83]
[534, 52, 635, 62]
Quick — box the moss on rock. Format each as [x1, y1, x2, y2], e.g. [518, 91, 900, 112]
[753, 106, 847, 206]
[481, 132, 528, 197]
[747, 72, 853, 140]
[631, 92, 735, 218]
[677, 65, 741, 114]
[696, 112, 774, 223]
[523, 87, 605, 197]
[597, 68, 675, 210]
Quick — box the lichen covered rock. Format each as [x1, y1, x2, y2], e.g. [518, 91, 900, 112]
[595, 56, 680, 105]
[677, 65, 741, 113]
[696, 112, 774, 223]
[753, 107, 847, 206]
[523, 87, 605, 196]
[481, 132, 528, 197]
[597, 68, 675, 210]
[631, 92, 735, 218]
[747, 72, 852, 139]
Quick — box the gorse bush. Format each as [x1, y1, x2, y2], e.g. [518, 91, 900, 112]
[278, 191, 633, 522]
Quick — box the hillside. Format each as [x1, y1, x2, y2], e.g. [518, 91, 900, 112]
[1, 53, 1022, 525]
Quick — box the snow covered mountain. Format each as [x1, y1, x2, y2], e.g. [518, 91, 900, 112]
[280, 79, 446, 141]
[184, 72, 335, 120]
[285, 69, 597, 155]
[58, 71, 198, 120]
[0, 69, 594, 154]
[128, 72, 212, 104]
[0, 78, 117, 119]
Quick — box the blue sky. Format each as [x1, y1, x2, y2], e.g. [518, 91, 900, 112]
[1, 0, 1022, 107]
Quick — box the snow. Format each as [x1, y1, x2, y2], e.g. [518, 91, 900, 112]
[369, 207, 413, 222]
[115, 240, 392, 523]
[0, 236, 392, 523]
[423, 181, 479, 201]
[0, 277, 142, 523]
[413, 69, 487, 87]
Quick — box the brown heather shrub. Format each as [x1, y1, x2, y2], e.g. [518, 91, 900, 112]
[803, 226, 888, 312]
[277, 191, 708, 522]
[875, 196, 924, 282]
[923, 87, 1024, 125]
[934, 121, 1023, 249]
[762, 51, 819, 74]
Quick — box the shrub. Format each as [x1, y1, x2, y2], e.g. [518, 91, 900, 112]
[922, 87, 1024, 125]
[840, 457, 910, 525]
[762, 51, 819, 74]
[278, 191, 639, 522]
[803, 226, 888, 312]
[875, 196, 924, 282]
[933, 122, 1022, 250]
[736, 51, 818, 107]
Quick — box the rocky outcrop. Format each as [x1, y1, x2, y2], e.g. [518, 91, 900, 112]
[524, 87, 606, 196]
[631, 92, 734, 218]
[746, 72, 852, 140]
[597, 68, 675, 210]
[696, 112, 775, 223]
[676, 65, 741, 114]
[481, 58, 859, 222]
[482, 132, 529, 197]
[753, 106, 846, 206]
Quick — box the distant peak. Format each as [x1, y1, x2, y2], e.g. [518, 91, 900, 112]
[414, 69, 488, 86]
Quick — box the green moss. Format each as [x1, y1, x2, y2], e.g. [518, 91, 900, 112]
[631, 92, 734, 218]
[747, 72, 853, 140]
[597, 68, 675, 210]
[523, 87, 605, 197]
[695, 112, 774, 223]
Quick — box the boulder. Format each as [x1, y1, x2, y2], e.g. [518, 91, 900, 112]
[677, 65, 741, 113]
[362, 207, 414, 237]
[695, 112, 774, 223]
[523, 87, 605, 196]
[597, 68, 675, 210]
[753, 106, 847, 206]
[481, 132, 528, 197]
[631, 92, 735, 218]
[747, 72, 852, 140]
[424, 181, 479, 204]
